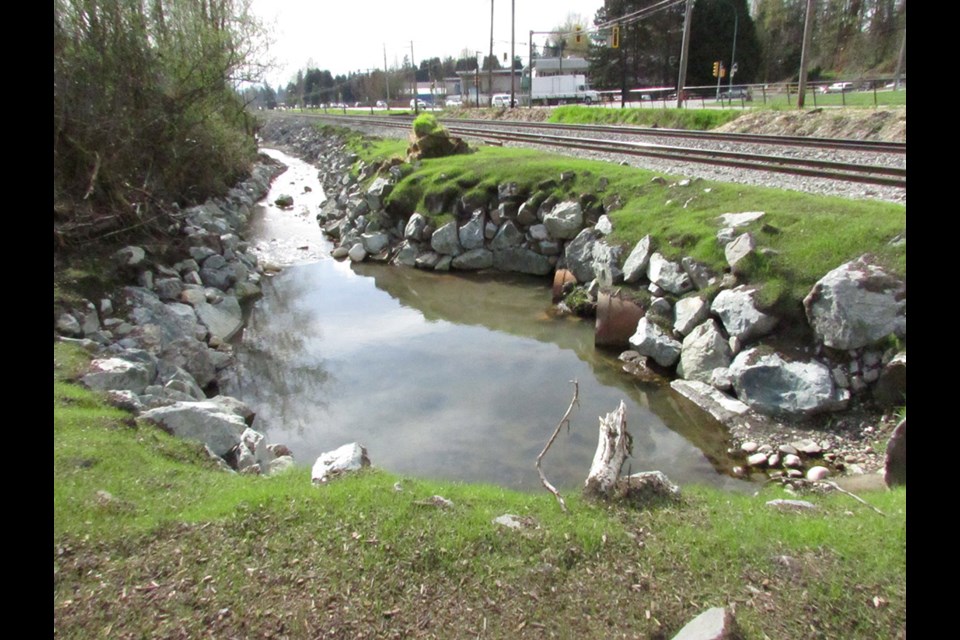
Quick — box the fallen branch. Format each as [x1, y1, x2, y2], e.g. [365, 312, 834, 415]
[819, 480, 886, 516]
[536, 380, 580, 512]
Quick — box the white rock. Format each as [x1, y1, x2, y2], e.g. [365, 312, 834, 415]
[311, 442, 370, 483]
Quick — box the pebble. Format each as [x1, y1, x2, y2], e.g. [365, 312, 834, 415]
[747, 453, 768, 467]
[806, 466, 831, 481]
[741, 442, 759, 453]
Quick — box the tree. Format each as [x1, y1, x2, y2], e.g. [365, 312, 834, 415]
[688, 0, 761, 87]
[545, 12, 591, 59]
[54, 0, 270, 245]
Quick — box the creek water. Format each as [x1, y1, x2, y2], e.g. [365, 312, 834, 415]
[221, 148, 753, 492]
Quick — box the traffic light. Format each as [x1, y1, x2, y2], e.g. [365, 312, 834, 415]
[575, 26, 582, 44]
[611, 25, 620, 49]
[712, 61, 719, 77]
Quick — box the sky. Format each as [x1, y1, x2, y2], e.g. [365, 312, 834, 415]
[250, 0, 608, 88]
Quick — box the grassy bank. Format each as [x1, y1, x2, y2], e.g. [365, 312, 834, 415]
[548, 105, 743, 130]
[54, 342, 905, 638]
[341, 130, 904, 317]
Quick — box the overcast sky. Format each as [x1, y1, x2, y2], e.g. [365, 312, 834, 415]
[250, 0, 607, 87]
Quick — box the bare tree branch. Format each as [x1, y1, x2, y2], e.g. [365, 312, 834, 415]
[536, 380, 580, 512]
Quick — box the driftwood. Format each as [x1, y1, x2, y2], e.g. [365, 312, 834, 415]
[535, 380, 580, 512]
[584, 400, 632, 499]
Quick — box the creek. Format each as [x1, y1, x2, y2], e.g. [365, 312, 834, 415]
[221, 148, 754, 492]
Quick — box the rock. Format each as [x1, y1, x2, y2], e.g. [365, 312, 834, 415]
[629, 318, 682, 368]
[766, 499, 817, 511]
[493, 247, 552, 275]
[677, 320, 732, 383]
[791, 439, 822, 455]
[56, 313, 83, 337]
[430, 221, 463, 256]
[82, 357, 155, 394]
[717, 211, 765, 228]
[747, 452, 768, 466]
[623, 470, 681, 504]
[365, 177, 393, 210]
[724, 232, 756, 273]
[673, 296, 710, 337]
[873, 351, 906, 407]
[492, 514, 539, 530]
[267, 455, 296, 474]
[806, 466, 831, 481]
[105, 389, 144, 413]
[404, 213, 429, 241]
[452, 248, 493, 270]
[491, 220, 524, 249]
[670, 607, 738, 640]
[361, 232, 390, 254]
[590, 240, 624, 287]
[730, 349, 847, 418]
[140, 400, 248, 455]
[160, 337, 216, 388]
[458, 211, 485, 250]
[542, 201, 583, 240]
[347, 243, 367, 262]
[194, 295, 243, 343]
[711, 286, 778, 343]
[783, 454, 802, 468]
[884, 419, 906, 487]
[681, 257, 717, 290]
[564, 228, 600, 282]
[622, 235, 653, 283]
[741, 442, 759, 453]
[647, 253, 692, 295]
[393, 241, 420, 267]
[274, 194, 294, 208]
[311, 442, 370, 483]
[414, 495, 455, 509]
[803, 256, 906, 350]
[415, 251, 442, 270]
[595, 215, 613, 235]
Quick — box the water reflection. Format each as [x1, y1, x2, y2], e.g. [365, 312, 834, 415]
[224, 148, 754, 493]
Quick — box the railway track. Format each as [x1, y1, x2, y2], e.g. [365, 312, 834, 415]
[298, 113, 907, 190]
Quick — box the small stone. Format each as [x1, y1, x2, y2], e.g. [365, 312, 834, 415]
[766, 499, 817, 511]
[741, 442, 759, 453]
[783, 454, 801, 468]
[806, 466, 831, 481]
[747, 453, 768, 467]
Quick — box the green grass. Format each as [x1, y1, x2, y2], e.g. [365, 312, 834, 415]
[754, 89, 907, 109]
[549, 105, 743, 129]
[53, 341, 905, 638]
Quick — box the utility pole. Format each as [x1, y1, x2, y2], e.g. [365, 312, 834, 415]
[893, 3, 906, 91]
[488, 0, 495, 107]
[797, 0, 815, 108]
[411, 41, 417, 109]
[383, 44, 390, 103]
[510, 0, 515, 108]
[528, 30, 533, 109]
[675, 0, 694, 109]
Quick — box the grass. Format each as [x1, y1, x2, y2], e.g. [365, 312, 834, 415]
[548, 105, 743, 129]
[754, 89, 907, 109]
[53, 338, 905, 638]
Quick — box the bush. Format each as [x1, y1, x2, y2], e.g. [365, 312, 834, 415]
[412, 113, 442, 137]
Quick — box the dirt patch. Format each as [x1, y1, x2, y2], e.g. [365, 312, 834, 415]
[714, 107, 906, 142]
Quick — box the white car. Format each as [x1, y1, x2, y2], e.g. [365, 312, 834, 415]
[492, 93, 516, 108]
[444, 95, 463, 107]
[821, 82, 854, 94]
[410, 99, 427, 109]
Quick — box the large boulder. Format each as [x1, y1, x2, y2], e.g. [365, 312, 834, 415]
[458, 211, 486, 250]
[671, 607, 739, 640]
[542, 201, 584, 240]
[404, 213, 429, 241]
[194, 295, 243, 342]
[647, 253, 692, 295]
[82, 356, 156, 395]
[729, 348, 848, 418]
[711, 286, 778, 343]
[677, 320, 732, 383]
[673, 296, 710, 337]
[622, 235, 653, 284]
[629, 318, 682, 368]
[803, 256, 906, 350]
[490, 220, 523, 249]
[430, 221, 463, 256]
[140, 400, 249, 455]
[311, 442, 370, 483]
[590, 240, 624, 287]
[564, 228, 600, 283]
[452, 248, 493, 270]
[493, 247, 553, 275]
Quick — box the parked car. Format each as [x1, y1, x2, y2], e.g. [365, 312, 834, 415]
[410, 98, 427, 109]
[375, 100, 387, 108]
[444, 95, 463, 107]
[821, 82, 854, 94]
[718, 87, 752, 101]
[492, 93, 516, 108]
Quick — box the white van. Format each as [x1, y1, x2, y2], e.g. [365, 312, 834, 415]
[492, 93, 515, 108]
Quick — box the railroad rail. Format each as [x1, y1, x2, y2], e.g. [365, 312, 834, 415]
[298, 113, 907, 190]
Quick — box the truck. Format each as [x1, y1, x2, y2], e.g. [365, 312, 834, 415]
[530, 73, 599, 105]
